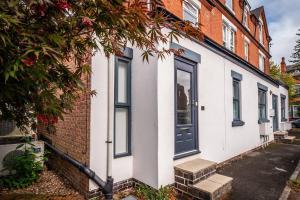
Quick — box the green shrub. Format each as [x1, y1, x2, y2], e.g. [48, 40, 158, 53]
[0, 139, 46, 189]
[136, 185, 174, 200]
[289, 179, 300, 190]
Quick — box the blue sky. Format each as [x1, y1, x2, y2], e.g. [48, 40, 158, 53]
[248, 0, 300, 65]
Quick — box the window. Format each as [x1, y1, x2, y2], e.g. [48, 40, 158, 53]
[242, 8, 249, 28]
[295, 84, 300, 96]
[258, 83, 268, 123]
[259, 53, 265, 72]
[231, 71, 244, 127]
[183, 0, 199, 25]
[259, 20, 264, 44]
[244, 41, 249, 61]
[233, 81, 241, 119]
[292, 105, 300, 118]
[114, 54, 132, 157]
[281, 95, 286, 121]
[223, 23, 235, 52]
[225, 0, 233, 10]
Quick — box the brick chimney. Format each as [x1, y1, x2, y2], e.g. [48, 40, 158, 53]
[280, 57, 286, 74]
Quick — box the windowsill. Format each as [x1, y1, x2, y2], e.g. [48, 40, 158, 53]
[232, 120, 245, 127]
[258, 119, 270, 124]
[114, 152, 132, 159]
[174, 149, 201, 160]
[281, 118, 288, 122]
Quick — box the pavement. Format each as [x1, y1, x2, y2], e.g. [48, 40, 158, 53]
[218, 142, 300, 200]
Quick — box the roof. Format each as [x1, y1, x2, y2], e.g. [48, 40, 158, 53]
[250, 6, 264, 19]
[250, 6, 271, 41]
[287, 64, 300, 72]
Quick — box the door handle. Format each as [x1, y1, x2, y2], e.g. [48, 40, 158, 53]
[180, 127, 189, 131]
[192, 101, 198, 107]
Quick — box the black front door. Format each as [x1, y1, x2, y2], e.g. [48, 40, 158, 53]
[272, 94, 279, 132]
[175, 57, 198, 156]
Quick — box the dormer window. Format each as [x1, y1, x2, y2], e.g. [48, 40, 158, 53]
[242, 7, 249, 28]
[225, 0, 233, 10]
[183, 0, 199, 25]
[259, 18, 264, 44]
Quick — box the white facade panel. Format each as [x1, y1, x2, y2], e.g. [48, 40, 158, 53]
[89, 36, 289, 190]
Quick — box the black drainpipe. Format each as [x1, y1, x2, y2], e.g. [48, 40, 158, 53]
[44, 141, 114, 200]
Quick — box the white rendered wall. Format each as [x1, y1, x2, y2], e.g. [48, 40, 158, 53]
[89, 52, 133, 190]
[156, 36, 289, 187]
[131, 49, 159, 188]
[89, 47, 159, 190]
[89, 38, 289, 190]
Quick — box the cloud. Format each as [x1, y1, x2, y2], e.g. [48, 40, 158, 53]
[248, 0, 300, 64]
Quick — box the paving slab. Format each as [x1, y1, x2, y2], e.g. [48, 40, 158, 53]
[218, 143, 300, 200]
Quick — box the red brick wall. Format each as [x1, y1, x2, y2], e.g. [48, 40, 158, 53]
[162, 0, 271, 74]
[38, 60, 91, 198]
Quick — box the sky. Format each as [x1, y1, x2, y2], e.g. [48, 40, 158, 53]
[248, 0, 300, 65]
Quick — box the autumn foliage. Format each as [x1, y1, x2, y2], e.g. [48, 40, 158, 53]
[0, 0, 203, 132]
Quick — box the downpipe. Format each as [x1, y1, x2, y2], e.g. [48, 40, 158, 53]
[44, 141, 114, 200]
[105, 55, 113, 199]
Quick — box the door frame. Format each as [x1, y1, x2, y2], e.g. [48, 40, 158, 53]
[174, 56, 199, 160]
[272, 94, 279, 132]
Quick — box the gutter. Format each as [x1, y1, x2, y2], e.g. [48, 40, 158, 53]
[43, 141, 114, 200]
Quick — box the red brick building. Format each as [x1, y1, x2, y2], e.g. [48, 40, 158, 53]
[164, 0, 271, 73]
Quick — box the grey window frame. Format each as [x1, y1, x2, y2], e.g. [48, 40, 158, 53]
[257, 83, 269, 123]
[231, 71, 245, 127]
[281, 94, 287, 121]
[114, 49, 132, 158]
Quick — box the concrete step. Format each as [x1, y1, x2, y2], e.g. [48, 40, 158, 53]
[175, 158, 217, 185]
[282, 136, 296, 144]
[189, 174, 233, 200]
[174, 159, 217, 196]
[274, 131, 288, 142]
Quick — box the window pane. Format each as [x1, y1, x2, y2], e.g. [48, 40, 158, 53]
[177, 69, 192, 125]
[244, 42, 249, 61]
[115, 108, 128, 155]
[183, 10, 197, 24]
[233, 100, 239, 120]
[184, 1, 198, 15]
[233, 81, 239, 99]
[230, 30, 234, 51]
[222, 25, 227, 46]
[117, 60, 128, 103]
[226, 0, 232, 9]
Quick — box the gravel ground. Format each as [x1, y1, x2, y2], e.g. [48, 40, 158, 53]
[0, 168, 84, 200]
